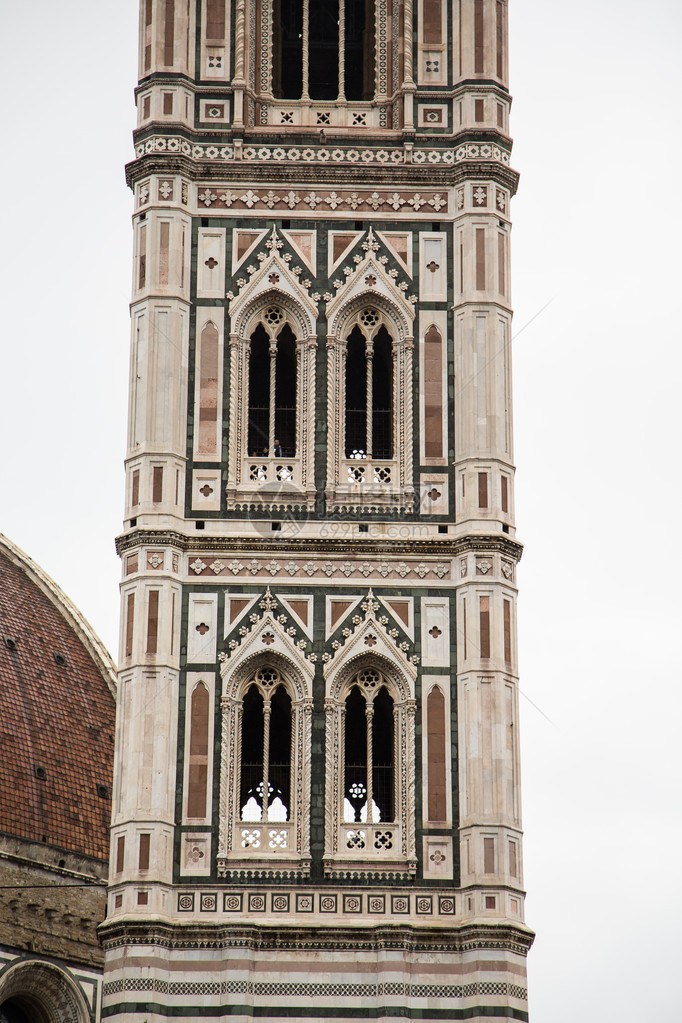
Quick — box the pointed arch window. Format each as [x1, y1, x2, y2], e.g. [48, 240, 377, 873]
[239, 673, 292, 823]
[343, 677, 394, 823]
[227, 299, 316, 509]
[324, 662, 417, 874]
[247, 316, 297, 458]
[345, 321, 393, 460]
[327, 303, 415, 510]
[217, 659, 313, 873]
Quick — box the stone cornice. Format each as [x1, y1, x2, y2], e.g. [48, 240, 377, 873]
[114, 529, 523, 563]
[98, 918, 534, 955]
[126, 154, 519, 192]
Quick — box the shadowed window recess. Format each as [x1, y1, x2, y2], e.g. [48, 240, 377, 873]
[272, 0, 375, 101]
[247, 319, 297, 458]
[240, 671, 292, 823]
[343, 671, 394, 824]
[345, 323, 393, 459]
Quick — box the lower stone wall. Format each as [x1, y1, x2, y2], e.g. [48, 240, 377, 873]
[101, 922, 531, 1022]
[0, 838, 107, 967]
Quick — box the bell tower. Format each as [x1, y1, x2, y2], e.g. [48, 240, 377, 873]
[102, 2, 533, 1020]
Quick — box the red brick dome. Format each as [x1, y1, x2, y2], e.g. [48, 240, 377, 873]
[0, 534, 116, 862]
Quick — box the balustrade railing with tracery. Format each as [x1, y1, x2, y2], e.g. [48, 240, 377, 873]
[246, 457, 302, 486]
[340, 824, 402, 856]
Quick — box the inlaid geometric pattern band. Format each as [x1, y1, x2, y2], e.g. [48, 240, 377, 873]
[103, 978, 527, 1000]
[193, 187, 448, 213]
[187, 557, 451, 579]
[135, 136, 512, 167]
[177, 892, 456, 916]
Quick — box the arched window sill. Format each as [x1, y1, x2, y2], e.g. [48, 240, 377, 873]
[326, 483, 415, 515]
[217, 855, 312, 879]
[324, 856, 417, 881]
[226, 480, 316, 512]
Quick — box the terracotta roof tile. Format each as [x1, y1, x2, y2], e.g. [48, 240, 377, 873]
[0, 545, 115, 861]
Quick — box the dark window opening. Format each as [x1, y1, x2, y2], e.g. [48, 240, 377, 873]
[345, 326, 367, 457]
[343, 677, 394, 824]
[268, 684, 292, 820]
[372, 685, 394, 822]
[273, 0, 303, 98]
[344, 686, 367, 822]
[274, 325, 297, 455]
[344, 0, 375, 100]
[240, 685, 265, 819]
[309, 0, 339, 100]
[372, 326, 393, 458]
[344, 323, 393, 459]
[239, 678, 291, 822]
[248, 322, 297, 458]
[248, 325, 270, 456]
[272, 1, 375, 102]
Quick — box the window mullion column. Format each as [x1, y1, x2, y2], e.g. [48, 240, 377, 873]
[365, 337, 374, 459]
[301, 0, 310, 99]
[338, 0, 346, 100]
[268, 338, 277, 456]
[365, 700, 374, 825]
[262, 698, 271, 825]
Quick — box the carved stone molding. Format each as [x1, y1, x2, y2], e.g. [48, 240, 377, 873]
[115, 529, 524, 563]
[99, 918, 535, 956]
[133, 135, 513, 170]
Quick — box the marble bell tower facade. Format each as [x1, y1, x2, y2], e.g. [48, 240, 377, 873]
[101, 1, 533, 1020]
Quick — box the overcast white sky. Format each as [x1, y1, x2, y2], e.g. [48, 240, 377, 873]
[1, 1, 681, 1019]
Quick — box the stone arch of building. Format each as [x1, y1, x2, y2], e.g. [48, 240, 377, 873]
[234, 289, 316, 342]
[0, 960, 90, 1023]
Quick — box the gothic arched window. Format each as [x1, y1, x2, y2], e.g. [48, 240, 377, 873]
[217, 658, 313, 872]
[227, 299, 316, 510]
[328, 304, 414, 510]
[247, 317, 297, 459]
[343, 677, 394, 823]
[324, 662, 417, 874]
[239, 674, 292, 823]
[344, 322, 393, 460]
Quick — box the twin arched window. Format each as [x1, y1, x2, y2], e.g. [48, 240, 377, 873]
[217, 657, 413, 873]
